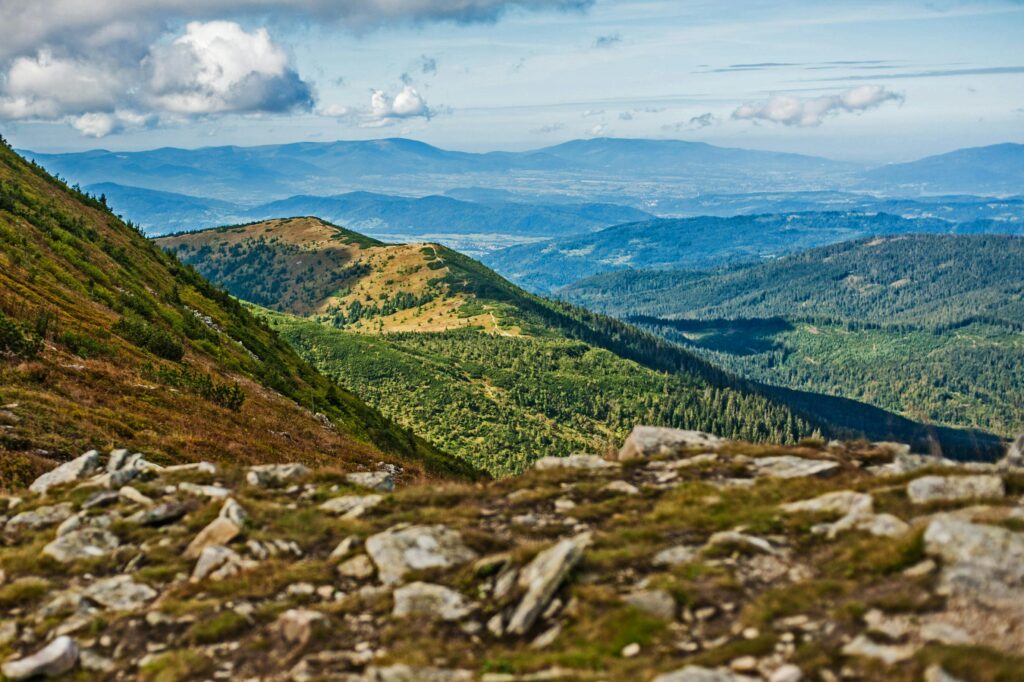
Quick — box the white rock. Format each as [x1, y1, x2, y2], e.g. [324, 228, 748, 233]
[30, 451, 101, 494]
[602, 480, 640, 495]
[768, 665, 803, 682]
[923, 515, 1024, 607]
[81, 575, 157, 611]
[42, 527, 120, 562]
[907, 475, 1005, 504]
[184, 517, 241, 559]
[653, 545, 698, 567]
[246, 463, 310, 487]
[178, 482, 231, 498]
[507, 533, 590, 635]
[320, 494, 383, 516]
[781, 491, 873, 516]
[841, 634, 918, 664]
[652, 665, 752, 682]
[364, 665, 474, 682]
[750, 456, 839, 479]
[4, 502, 75, 534]
[617, 426, 723, 460]
[346, 471, 394, 492]
[705, 531, 779, 556]
[219, 498, 248, 527]
[533, 454, 613, 470]
[1, 636, 79, 680]
[275, 608, 329, 645]
[365, 524, 478, 585]
[393, 582, 472, 621]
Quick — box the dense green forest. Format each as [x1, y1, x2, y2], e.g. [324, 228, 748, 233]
[260, 309, 813, 476]
[564, 235, 1024, 438]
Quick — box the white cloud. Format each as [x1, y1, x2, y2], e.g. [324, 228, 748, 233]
[0, 1, 593, 62]
[732, 85, 903, 127]
[145, 21, 313, 115]
[0, 21, 312, 135]
[327, 86, 434, 127]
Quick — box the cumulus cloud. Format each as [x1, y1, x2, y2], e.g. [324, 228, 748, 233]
[0, 0, 586, 135]
[732, 85, 903, 127]
[0, 20, 313, 135]
[145, 21, 313, 115]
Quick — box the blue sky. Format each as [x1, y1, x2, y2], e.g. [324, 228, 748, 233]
[1, 0, 1021, 161]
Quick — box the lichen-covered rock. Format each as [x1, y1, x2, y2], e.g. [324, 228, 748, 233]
[320, 494, 384, 516]
[750, 456, 839, 479]
[346, 471, 395, 492]
[29, 451, 100, 494]
[781, 491, 872, 516]
[4, 502, 75, 534]
[1, 636, 79, 680]
[42, 527, 119, 562]
[923, 515, 1024, 606]
[246, 463, 310, 487]
[392, 582, 472, 621]
[907, 475, 1005, 504]
[366, 524, 477, 585]
[81, 575, 157, 611]
[534, 454, 614, 470]
[617, 426, 723, 460]
[507, 533, 590, 635]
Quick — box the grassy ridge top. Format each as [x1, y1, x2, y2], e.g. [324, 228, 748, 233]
[0, 142, 473, 488]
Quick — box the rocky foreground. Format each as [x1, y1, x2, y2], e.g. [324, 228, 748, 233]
[1, 430, 1023, 681]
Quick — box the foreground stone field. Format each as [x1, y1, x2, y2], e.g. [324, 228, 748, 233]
[2, 429, 1023, 681]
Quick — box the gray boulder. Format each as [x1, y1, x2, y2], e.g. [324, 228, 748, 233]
[346, 471, 395, 492]
[534, 454, 614, 470]
[617, 426, 722, 461]
[366, 525, 477, 585]
[246, 463, 310, 487]
[392, 582, 472, 621]
[42, 527, 120, 563]
[29, 451, 100, 494]
[907, 475, 1005, 504]
[320, 494, 384, 516]
[4, 502, 75, 534]
[750, 456, 839, 479]
[506, 533, 590, 635]
[624, 589, 676, 621]
[923, 515, 1024, 607]
[1, 635, 79, 680]
[82, 575, 157, 611]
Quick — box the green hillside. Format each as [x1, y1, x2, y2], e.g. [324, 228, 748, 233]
[563, 235, 1024, 438]
[0, 138, 470, 488]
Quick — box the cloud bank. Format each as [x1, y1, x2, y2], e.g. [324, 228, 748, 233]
[732, 85, 903, 127]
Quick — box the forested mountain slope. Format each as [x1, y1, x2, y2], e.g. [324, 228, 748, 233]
[562, 235, 1024, 439]
[483, 212, 1023, 293]
[0, 139, 468, 489]
[160, 220, 998, 474]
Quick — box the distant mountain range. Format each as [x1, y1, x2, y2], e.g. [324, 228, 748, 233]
[860, 143, 1024, 195]
[482, 211, 1024, 292]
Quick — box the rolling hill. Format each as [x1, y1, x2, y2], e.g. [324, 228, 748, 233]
[561, 235, 1024, 437]
[483, 212, 1020, 292]
[0, 137, 470, 488]
[860, 142, 1024, 195]
[158, 219, 999, 474]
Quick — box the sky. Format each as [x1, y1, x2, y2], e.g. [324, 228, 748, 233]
[0, 0, 1022, 162]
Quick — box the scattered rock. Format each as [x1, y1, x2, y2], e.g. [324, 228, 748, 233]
[219, 498, 248, 527]
[246, 463, 310, 487]
[750, 456, 839, 479]
[653, 545, 698, 567]
[276, 608, 329, 645]
[29, 451, 101, 495]
[320, 494, 384, 516]
[365, 525, 478, 585]
[178, 482, 232, 498]
[781, 491, 872, 516]
[81, 575, 157, 611]
[346, 471, 395, 492]
[907, 475, 1005, 504]
[4, 502, 75, 534]
[42, 527, 120, 562]
[923, 515, 1024, 606]
[364, 665, 474, 682]
[81, 490, 119, 509]
[130, 501, 187, 527]
[192, 544, 254, 581]
[840, 634, 919, 664]
[1, 635, 80, 680]
[602, 480, 639, 495]
[705, 531, 779, 556]
[184, 516, 242, 559]
[533, 454, 613, 470]
[768, 665, 803, 682]
[117, 485, 153, 506]
[998, 434, 1024, 468]
[338, 554, 376, 579]
[392, 582, 472, 621]
[617, 426, 722, 460]
[507, 533, 590, 635]
[924, 665, 966, 682]
[623, 589, 675, 621]
[652, 665, 751, 682]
